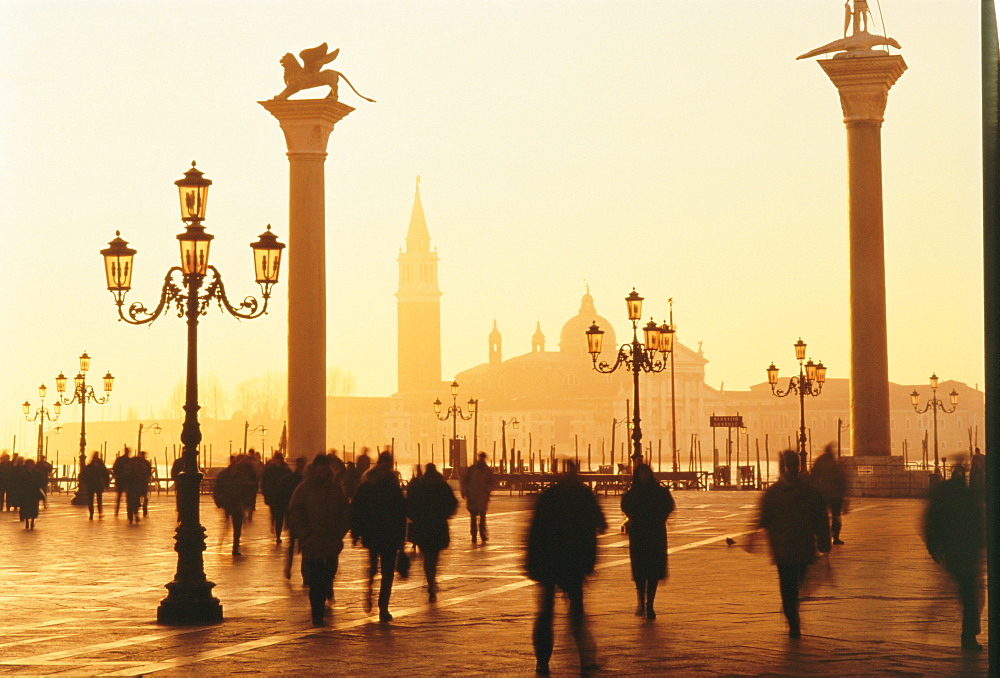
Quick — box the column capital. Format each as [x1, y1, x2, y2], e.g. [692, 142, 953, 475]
[258, 98, 355, 156]
[818, 55, 907, 124]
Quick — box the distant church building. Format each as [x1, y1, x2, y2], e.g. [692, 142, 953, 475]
[322, 181, 985, 473]
[323, 178, 718, 469]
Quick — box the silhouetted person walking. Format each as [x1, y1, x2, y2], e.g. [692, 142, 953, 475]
[283, 456, 307, 580]
[287, 453, 351, 625]
[121, 451, 145, 524]
[36, 455, 52, 509]
[924, 464, 985, 651]
[214, 455, 257, 555]
[526, 460, 606, 675]
[134, 451, 153, 517]
[111, 447, 132, 517]
[13, 458, 45, 529]
[808, 443, 848, 544]
[621, 462, 675, 619]
[461, 452, 494, 543]
[261, 451, 293, 544]
[351, 451, 406, 622]
[80, 451, 110, 519]
[758, 449, 831, 638]
[406, 462, 458, 602]
[0, 452, 11, 511]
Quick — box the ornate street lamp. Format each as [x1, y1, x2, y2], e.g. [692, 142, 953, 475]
[137, 422, 162, 455]
[666, 298, 679, 472]
[585, 289, 674, 466]
[500, 417, 519, 472]
[766, 338, 827, 472]
[910, 373, 959, 477]
[101, 162, 284, 625]
[54, 352, 113, 503]
[433, 381, 477, 472]
[23, 384, 61, 460]
[244, 422, 267, 455]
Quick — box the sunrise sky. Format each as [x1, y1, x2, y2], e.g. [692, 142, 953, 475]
[0, 1, 986, 442]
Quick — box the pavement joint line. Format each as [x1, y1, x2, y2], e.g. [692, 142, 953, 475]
[0, 627, 198, 664]
[0, 635, 69, 649]
[4, 618, 79, 632]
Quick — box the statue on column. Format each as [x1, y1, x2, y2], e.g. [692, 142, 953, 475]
[797, 0, 900, 60]
[273, 42, 376, 102]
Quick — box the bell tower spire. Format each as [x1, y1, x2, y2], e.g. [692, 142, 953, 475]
[396, 176, 442, 394]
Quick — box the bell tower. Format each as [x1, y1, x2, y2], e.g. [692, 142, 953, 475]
[396, 177, 442, 394]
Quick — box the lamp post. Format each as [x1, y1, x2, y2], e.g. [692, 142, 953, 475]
[433, 381, 477, 473]
[585, 289, 674, 467]
[23, 384, 61, 460]
[244, 422, 267, 455]
[500, 417, 519, 472]
[910, 374, 958, 477]
[766, 338, 827, 473]
[137, 422, 161, 455]
[54, 352, 114, 503]
[100, 162, 284, 625]
[668, 298, 678, 472]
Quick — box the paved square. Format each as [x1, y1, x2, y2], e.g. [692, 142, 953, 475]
[0, 489, 988, 675]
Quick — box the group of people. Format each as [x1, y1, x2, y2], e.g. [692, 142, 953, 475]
[757, 444, 986, 652]
[0, 452, 53, 529]
[232, 448, 463, 626]
[4, 437, 981, 667]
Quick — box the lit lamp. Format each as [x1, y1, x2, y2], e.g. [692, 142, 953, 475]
[101, 162, 283, 625]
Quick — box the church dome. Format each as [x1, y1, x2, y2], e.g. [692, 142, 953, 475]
[559, 290, 617, 355]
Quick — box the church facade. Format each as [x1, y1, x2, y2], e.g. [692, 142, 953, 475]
[324, 181, 722, 470]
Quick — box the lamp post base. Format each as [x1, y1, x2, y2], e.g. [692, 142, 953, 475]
[157, 580, 223, 625]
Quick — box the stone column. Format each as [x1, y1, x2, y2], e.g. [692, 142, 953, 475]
[818, 55, 906, 457]
[259, 99, 354, 461]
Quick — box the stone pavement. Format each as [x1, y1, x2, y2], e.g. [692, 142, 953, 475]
[0, 488, 989, 676]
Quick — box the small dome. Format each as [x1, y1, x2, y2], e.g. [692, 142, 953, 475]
[559, 290, 616, 354]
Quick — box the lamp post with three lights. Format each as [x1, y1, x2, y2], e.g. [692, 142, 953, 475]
[766, 338, 827, 473]
[585, 289, 674, 468]
[53, 352, 114, 504]
[100, 162, 284, 625]
[23, 384, 61, 460]
[434, 381, 477, 474]
[909, 374, 958, 478]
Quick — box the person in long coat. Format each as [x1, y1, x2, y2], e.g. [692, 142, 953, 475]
[80, 451, 111, 519]
[282, 456, 307, 579]
[808, 444, 848, 544]
[525, 460, 607, 675]
[287, 453, 351, 625]
[261, 452, 293, 544]
[406, 463, 458, 602]
[621, 462, 675, 619]
[924, 464, 986, 651]
[351, 451, 407, 622]
[14, 458, 46, 529]
[758, 449, 831, 638]
[460, 452, 494, 543]
[214, 455, 258, 555]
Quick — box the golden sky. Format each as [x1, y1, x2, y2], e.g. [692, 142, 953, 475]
[0, 1, 985, 440]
